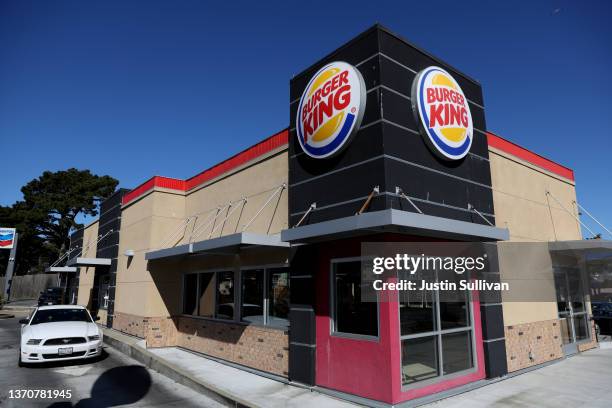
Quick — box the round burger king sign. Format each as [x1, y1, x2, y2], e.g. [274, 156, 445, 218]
[296, 61, 366, 158]
[412, 66, 473, 160]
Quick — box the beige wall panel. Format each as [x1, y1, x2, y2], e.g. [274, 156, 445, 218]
[114, 152, 287, 321]
[493, 192, 581, 241]
[152, 191, 186, 220]
[149, 259, 183, 316]
[76, 267, 95, 308]
[147, 278, 181, 317]
[116, 217, 155, 253]
[115, 191, 187, 318]
[502, 302, 559, 327]
[114, 281, 150, 317]
[81, 221, 100, 258]
[498, 242, 559, 325]
[183, 152, 288, 243]
[120, 194, 157, 229]
[148, 215, 190, 252]
[489, 150, 581, 242]
[491, 147, 586, 326]
[76, 221, 99, 307]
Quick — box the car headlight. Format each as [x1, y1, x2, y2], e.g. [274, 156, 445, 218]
[88, 335, 100, 341]
[26, 339, 42, 345]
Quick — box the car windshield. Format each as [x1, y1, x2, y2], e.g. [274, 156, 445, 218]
[30, 308, 92, 325]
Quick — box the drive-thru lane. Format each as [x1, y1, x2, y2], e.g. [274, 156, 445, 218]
[0, 314, 229, 407]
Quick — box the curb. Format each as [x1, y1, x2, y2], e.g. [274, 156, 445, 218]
[102, 329, 254, 408]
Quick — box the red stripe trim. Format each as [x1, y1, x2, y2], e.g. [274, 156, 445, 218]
[487, 131, 574, 181]
[122, 129, 289, 205]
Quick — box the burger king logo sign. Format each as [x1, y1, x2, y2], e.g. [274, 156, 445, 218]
[296, 61, 366, 158]
[412, 66, 473, 160]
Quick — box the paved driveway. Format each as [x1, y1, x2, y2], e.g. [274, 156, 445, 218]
[425, 347, 612, 408]
[0, 314, 229, 407]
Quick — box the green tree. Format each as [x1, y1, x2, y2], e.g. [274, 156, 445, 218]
[0, 169, 118, 275]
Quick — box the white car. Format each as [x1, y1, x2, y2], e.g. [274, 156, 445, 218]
[19, 305, 103, 366]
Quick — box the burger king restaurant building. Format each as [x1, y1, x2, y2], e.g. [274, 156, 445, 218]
[68, 25, 604, 406]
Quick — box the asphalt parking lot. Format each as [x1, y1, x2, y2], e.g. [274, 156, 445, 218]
[0, 314, 229, 408]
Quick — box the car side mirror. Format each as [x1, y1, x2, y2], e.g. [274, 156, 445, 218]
[94, 316, 100, 321]
[19, 319, 29, 324]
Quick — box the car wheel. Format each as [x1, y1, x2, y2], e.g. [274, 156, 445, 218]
[18, 349, 24, 367]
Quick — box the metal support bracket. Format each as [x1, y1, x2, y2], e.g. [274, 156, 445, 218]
[294, 203, 317, 228]
[356, 186, 380, 215]
[395, 187, 423, 214]
[468, 204, 494, 227]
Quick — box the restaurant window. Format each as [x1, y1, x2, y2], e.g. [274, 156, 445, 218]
[400, 269, 474, 386]
[198, 273, 215, 318]
[183, 271, 234, 319]
[182, 268, 289, 327]
[215, 271, 235, 320]
[242, 269, 264, 324]
[183, 273, 198, 315]
[241, 266, 289, 328]
[332, 260, 378, 337]
[268, 268, 289, 327]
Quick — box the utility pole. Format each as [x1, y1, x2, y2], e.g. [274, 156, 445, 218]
[3, 232, 18, 302]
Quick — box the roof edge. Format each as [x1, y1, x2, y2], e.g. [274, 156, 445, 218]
[487, 131, 575, 182]
[122, 128, 289, 206]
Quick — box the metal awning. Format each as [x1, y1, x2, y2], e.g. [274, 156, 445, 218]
[66, 257, 112, 267]
[281, 209, 509, 243]
[45, 266, 78, 273]
[145, 232, 289, 261]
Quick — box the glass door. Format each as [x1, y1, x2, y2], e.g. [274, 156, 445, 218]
[554, 267, 590, 355]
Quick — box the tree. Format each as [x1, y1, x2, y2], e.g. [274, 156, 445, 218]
[0, 169, 118, 275]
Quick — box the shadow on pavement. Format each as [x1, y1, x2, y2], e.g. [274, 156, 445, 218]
[47, 365, 152, 408]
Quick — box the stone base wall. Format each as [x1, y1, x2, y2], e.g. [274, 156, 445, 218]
[505, 319, 563, 372]
[145, 316, 178, 348]
[113, 312, 178, 347]
[112, 312, 147, 338]
[578, 321, 598, 352]
[177, 316, 289, 377]
[97, 309, 108, 326]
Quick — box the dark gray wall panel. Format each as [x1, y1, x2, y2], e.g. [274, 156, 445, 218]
[288, 25, 494, 228]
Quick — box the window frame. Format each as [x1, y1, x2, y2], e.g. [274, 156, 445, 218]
[398, 269, 478, 390]
[180, 263, 289, 329]
[330, 257, 380, 342]
[181, 268, 236, 322]
[181, 270, 202, 317]
[239, 263, 290, 329]
[214, 270, 237, 321]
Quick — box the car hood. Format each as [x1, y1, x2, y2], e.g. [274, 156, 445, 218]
[24, 321, 98, 339]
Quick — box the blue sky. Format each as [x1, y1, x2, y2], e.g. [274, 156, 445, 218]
[1, 0, 611, 237]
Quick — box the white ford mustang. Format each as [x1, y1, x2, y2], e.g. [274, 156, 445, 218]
[19, 305, 103, 366]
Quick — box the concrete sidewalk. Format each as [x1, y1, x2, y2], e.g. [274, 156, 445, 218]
[424, 347, 612, 408]
[101, 327, 359, 408]
[102, 326, 612, 408]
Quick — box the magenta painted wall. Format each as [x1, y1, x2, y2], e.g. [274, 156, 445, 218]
[313, 236, 486, 405]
